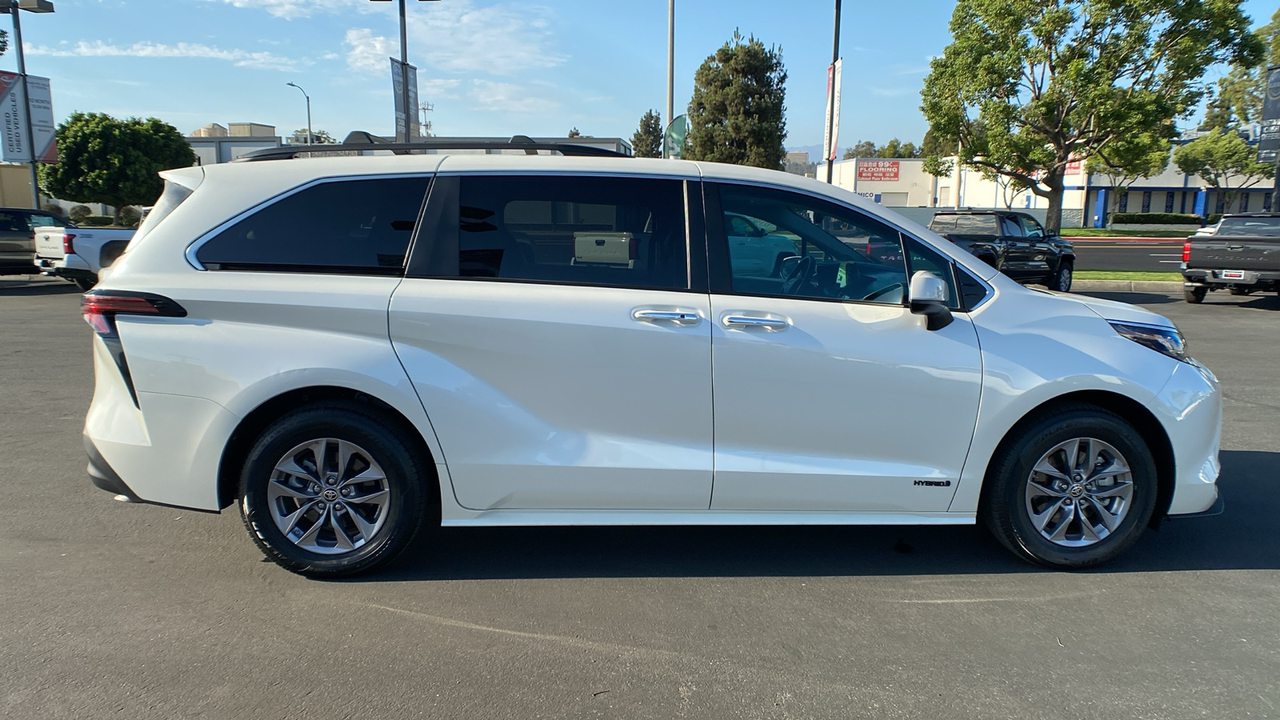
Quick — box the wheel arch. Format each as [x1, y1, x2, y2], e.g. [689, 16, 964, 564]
[216, 385, 439, 510]
[978, 390, 1175, 529]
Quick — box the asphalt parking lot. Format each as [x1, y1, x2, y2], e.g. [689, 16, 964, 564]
[1073, 239, 1185, 272]
[2, 276, 1277, 720]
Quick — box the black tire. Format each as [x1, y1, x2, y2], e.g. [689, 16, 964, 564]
[238, 403, 433, 577]
[981, 404, 1158, 569]
[73, 275, 97, 292]
[1046, 260, 1073, 292]
[1184, 286, 1207, 304]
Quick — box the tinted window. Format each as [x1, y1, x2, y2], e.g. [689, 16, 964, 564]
[1019, 215, 1044, 237]
[931, 214, 999, 234]
[196, 177, 430, 274]
[26, 213, 63, 230]
[716, 184, 908, 305]
[448, 175, 688, 290]
[0, 211, 22, 233]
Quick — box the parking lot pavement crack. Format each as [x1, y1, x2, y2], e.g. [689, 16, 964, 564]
[364, 603, 691, 661]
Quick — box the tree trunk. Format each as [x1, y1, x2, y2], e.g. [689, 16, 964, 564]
[1043, 169, 1066, 234]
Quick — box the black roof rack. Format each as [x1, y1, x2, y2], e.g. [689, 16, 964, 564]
[234, 133, 630, 162]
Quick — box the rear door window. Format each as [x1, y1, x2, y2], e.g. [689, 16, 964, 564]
[196, 176, 430, 274]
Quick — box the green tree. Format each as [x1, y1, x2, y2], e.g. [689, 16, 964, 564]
[1085, 130, 1171, 217]
[920, 128, 957, 158]
[843, 140, 878, 159]
[567, 127, 581, 138]
[632, 109, 663, 158]
[39, 112, 196, 220]
[685, 31, 788, 169]
[1204, 8, 1280, 129]
[921, 0, 1262, 233]
[1174, 128, 1274, 213]
[291, 128, 337, 144]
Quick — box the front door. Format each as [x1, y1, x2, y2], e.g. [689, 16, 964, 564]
[390, 172, 714, 511]
[705, 183, 983, 513]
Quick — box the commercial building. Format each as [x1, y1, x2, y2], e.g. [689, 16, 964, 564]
[186, 122, 283, 165]
[828, 152, 1274, 227]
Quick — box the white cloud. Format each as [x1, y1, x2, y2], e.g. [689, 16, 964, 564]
[213, 0, 373, 20]
[469, 79, 559, 114]
[341, 1, 563, 79]
[25, 40, 301, 71]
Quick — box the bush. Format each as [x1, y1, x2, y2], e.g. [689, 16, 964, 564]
[68, 205, 91, 223]
[1207, 213, 1223, 225]
[118, 206, 141, 227]
[1111, 212, 1203, 225]
[41, 202, 64, 217]
[83, 215, 114, 226]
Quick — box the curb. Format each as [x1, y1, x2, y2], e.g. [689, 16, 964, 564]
[1073, 279, 1182, 292]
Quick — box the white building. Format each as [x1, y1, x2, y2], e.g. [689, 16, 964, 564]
[827, 153, 1274, 227]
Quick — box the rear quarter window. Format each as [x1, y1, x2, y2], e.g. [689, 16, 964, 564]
[195, 176, 430, 274]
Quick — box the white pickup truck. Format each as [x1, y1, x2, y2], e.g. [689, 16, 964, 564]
[33, 226, 135, 291]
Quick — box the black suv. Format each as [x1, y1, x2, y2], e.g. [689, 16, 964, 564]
[928, 210, 1076, 292]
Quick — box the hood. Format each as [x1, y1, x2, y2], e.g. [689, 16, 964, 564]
[1035, 288, 1173, 328]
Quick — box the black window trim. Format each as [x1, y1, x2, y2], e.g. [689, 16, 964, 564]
[184, 172, 435, 275]
[402, 172, 708, 294]
[704, 179, 993, 313]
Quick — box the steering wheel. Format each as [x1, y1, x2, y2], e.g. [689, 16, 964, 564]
[780, 255, 816, 296]
[862, 282, 905, 303]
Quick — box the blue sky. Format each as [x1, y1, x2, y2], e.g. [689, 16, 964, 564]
[3, 0, 1276, 154]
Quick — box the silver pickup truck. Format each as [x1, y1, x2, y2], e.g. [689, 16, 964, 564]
[1182, 213, 1280, 303]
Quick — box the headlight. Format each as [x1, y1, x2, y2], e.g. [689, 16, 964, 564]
[1110, 322, 1190, 363]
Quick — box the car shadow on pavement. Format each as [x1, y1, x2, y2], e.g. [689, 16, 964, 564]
[0, 277, 81, 296]
[1081, 291, 1179, 305]
[350, 449, 1279, 582]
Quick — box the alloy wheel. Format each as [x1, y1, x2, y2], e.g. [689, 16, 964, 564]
[1024, 437, 1133, 548]
[266, 438, 391, 554]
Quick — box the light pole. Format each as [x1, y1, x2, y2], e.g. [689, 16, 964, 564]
[824, 0, 841, 184]
[666, 0, 673, 156]
[3, 0, 54, 208]
[371, 0, 439, 142]
[286, 82, 312, 144]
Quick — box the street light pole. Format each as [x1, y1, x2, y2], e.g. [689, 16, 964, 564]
[5, 0, 54, 209]
[824, 0, 841, 184]
[666, 0, 673, 156]
[372, 0, 439, 142]
[286, 82, 312, 144]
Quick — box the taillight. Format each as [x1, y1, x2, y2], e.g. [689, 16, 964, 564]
[81, 291, 186, 335]
[62, 233, 76, 255]
[629, 237, 638, 261]
[1182, 241, 1191, 263]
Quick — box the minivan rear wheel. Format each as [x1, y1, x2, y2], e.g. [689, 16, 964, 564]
[982, 405, 1157, 568]
[238, 404, 430, 577]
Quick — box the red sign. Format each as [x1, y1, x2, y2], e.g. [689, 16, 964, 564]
[857, 160, 899, 181]
[1065, 159, 1083, 174]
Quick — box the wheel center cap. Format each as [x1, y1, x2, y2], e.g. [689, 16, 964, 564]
[322, 488, 339, 502]
[1068, 484, 1085, 498]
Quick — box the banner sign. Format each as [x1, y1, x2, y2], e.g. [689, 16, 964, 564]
[857, 160, 899, 181]
[664, 114, 689, 159]
[0, 71, 57, 164]
[390, 59, 422, 141]
[1258, 65, 1280, 164]
[822, 58, 842, 162]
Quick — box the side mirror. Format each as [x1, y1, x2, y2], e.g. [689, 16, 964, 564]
[909, 270, 954, 331]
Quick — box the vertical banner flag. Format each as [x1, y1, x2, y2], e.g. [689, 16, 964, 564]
[405, 63, 420, 140]
[0, 71, 57, 164]
[664, 114, 689, 159]
[822, 59, 843, 162]
[390, 58, 406, 141]
[1258, 66, 1280, 163]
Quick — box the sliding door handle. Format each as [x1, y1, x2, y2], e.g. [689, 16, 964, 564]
[722, 315, 788, 330]
[633, 309, 701, 325]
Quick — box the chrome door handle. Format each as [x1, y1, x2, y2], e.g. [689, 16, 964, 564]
[633, 309, 701, 324]
[722, 315, 788, 329]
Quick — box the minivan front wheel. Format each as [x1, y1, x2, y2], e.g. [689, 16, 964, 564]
[238, 404, 430, 577]
[982, 405, 1157, 568]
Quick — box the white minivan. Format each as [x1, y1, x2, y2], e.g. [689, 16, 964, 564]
[81, 140, 1222, 576]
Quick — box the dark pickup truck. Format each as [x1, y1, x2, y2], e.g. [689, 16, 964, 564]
[928, 210, 1076, 292]
[1182, 213, 1280, 303]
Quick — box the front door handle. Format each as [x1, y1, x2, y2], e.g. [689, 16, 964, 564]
[722, 315, 788, 330]
[633, 309, 701, 325]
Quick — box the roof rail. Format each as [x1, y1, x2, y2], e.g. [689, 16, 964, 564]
[233, 133, 630, 162]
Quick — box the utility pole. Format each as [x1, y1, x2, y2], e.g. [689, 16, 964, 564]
[824, 0, 841, 184]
